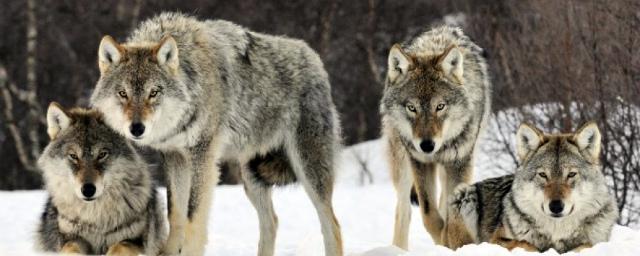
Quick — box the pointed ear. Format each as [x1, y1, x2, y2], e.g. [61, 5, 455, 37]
[154, 36, 179, 71]
[98, 35, 124, 73]
[573, 121, 601, 159]
[387, 44, 413, 83]
[437, 45, 464, 84]
[46, 102, 71, 140]
[516, 123, 544, 161]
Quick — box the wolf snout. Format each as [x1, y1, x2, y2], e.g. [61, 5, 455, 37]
[81, 183, 97, 200]
[419, 139, 436, 153]
[549, 200, 564, 216]
[129, 122, 145, 137]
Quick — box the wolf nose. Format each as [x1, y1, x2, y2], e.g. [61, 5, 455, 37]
[129, 123, 145, 137]
[549, 200, 564, 215]
[81, 183, 96, 198]
[420, 139, 435, 153]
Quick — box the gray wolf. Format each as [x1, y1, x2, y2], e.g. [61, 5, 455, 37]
[380, 25, 491, 248]
[90, 12, 343, 255]
[446, 122, 618, 253]
[36, 103, 166, 255]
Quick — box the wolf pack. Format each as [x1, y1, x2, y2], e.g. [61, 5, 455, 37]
[34, 12, 618, 255]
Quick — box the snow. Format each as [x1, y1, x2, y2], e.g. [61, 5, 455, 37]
[1, 139, 639, 255]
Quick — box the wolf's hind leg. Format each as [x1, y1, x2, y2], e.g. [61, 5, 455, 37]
[389, 143, 413, 249]
[241, 162, 278, 256]
[286, 142, 343, 255]
[411, 161, 444, 245]
[106, 241, 143, 256]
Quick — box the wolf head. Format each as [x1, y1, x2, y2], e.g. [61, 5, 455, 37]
[381, 43, 470, 156]
[38, 103, 142, 202]
[90, 35, 192, 144]
[512, 122, 607, 219]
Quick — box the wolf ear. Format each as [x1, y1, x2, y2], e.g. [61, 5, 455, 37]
[387, 44, 413, 83]
[516, 123, 544, 161]
[574, 121, 601, 159]
[46, 102, 71, 140]
[437, 45, 464, 84]
[98, 35, 124, 73]
[155, 36, 179, 71]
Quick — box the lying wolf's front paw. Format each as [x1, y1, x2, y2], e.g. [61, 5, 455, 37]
[107, 241, 142, 256]
[161, 231, 184, 255]
[60, 240, 88, 255]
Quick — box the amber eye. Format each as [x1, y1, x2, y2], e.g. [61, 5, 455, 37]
[406, 104, 417, 112]
[68, 153, 79, 161]
[97, 151, 109, 160]
[149, 90, 159, 98]
[436, 103, 446, 111]
[568, 172, 577, 178]
[118, 91, 127, 98]
[538, 172, 548, 179]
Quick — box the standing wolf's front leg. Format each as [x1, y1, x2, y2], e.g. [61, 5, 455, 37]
[389, 139, 413, 250]
[182, 141, 219, 256]
[161, 151, 191, 255]
[411, 160, 444, 245]
[440, 159, 473, 221]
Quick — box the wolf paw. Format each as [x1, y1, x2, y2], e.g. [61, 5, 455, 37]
[106, 241, 142, 256]
[160, 232, 184, 255]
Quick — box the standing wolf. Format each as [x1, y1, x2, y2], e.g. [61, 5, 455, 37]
[37, 103, 166, 255]
[446, 122, 618, 253]
[381, 26, 490, 248]
[91, 12, 343, 255]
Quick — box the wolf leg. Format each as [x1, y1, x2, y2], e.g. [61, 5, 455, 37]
[285, 141, 343, 256]
[241, 162, 278, 256]
[442, 210, 474, 249]
[441, 159, 473, 221]
[60, 239, 90, 254]
[106, 241, 143, 256]
[389, 140, 413, 249]
[411, 161, 444, 245]
[490, 227, 538, 252]
[183, 144, 219, 256]
[161, 151, 191, 255]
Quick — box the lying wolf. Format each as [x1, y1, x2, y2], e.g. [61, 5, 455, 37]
[446, 122, 618, 253]
[36, 103, 166, 255]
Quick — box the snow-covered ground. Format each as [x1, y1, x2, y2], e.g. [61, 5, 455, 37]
[1, 139, 639, 255]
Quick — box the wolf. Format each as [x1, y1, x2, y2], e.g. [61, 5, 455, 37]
[36, 103, 166, 255]
[380, 26, 491, 248]
[90, 12, 343, 255]
[445, 122, 618, 253]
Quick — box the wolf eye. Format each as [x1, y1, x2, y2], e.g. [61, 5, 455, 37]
[436, 103, 446, 111]
[406, 104, 417, 112]
[68, 153, 79, 161]
[538, 172, 548, 179]
[567, 172, 577, 178]
[149, 90, 159, 98]
[118, 91, 127, 98]
[97, 151, 109, 160]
